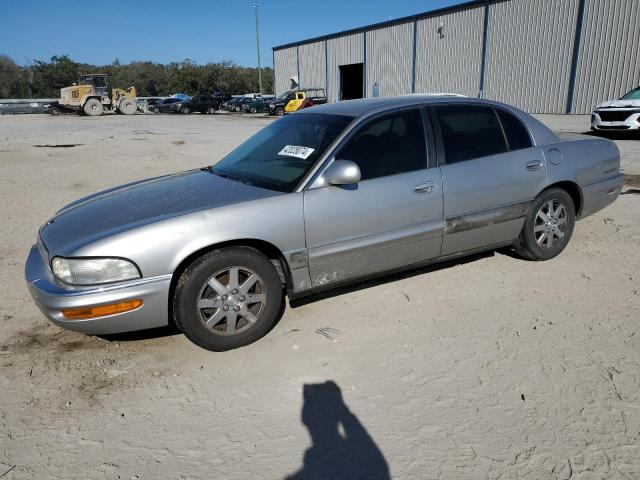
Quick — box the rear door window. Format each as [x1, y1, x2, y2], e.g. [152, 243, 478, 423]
[433, 105, 508, 164]
[496, 109, 533, 151]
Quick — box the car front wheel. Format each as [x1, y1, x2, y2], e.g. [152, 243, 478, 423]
[513, 188, 576, 260]
[173, 247, 284, 351]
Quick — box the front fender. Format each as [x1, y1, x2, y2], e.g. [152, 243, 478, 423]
[72, 193, 307, 283]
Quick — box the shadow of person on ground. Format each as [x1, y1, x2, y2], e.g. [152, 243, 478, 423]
[286, 381, 390, 480]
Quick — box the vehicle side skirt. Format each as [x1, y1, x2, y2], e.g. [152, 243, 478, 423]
[288, 240, 514, 304]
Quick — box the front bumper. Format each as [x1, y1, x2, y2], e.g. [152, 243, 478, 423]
[25, 245, 171, 335]
[592, 111, 640, 131]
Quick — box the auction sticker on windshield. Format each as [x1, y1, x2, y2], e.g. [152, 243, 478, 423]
[278, 145, 315, 160]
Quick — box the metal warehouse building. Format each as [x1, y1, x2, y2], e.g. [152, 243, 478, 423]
[272, 0, 640, 114]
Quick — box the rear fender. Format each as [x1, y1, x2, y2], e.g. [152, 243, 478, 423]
[544, 138, 620, 187]
[543, 138, 622, 218]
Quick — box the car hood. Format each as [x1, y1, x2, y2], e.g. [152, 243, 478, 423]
[40, 169, 282, 256]
[596, 99, 640, 109]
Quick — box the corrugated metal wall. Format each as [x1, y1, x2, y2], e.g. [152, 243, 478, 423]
[366, 23, 414, 98]
[415, 5, 484, 97]
[327, 33, 364, 102]
[274, 47, 297, 96]
[484, 0, 579, 113]
[298, 41, 326, 91]
[572, 0, 640, 114]
[273, 0, 638, 114]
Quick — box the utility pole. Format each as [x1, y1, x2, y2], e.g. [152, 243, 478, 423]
[253, 0, 263, 94]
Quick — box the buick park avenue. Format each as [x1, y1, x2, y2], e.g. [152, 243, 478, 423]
[26, 96, 623, 351]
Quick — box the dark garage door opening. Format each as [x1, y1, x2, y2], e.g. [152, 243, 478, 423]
[339, 63, 363, 100]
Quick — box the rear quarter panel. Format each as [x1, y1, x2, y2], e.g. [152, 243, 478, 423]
[543, 138, 622, 218]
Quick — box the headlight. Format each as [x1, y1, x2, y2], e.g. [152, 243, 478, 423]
[51, 257, 140, 285]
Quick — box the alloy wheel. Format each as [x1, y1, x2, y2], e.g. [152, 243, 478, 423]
[534, 200, 567, 249]
[197, 266, 267, 336]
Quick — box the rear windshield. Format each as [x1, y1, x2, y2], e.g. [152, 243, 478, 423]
[212, 113, 353, 192]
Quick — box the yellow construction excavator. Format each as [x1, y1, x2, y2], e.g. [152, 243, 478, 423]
[58, 74, 137, 116]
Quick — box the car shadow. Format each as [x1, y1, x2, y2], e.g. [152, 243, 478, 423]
[98, 323, 183, 342]
[285, 381, 390, 480]
[290, 249, 499, 308]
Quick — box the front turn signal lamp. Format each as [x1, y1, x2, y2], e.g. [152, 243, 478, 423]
[61, 299, 143, 320]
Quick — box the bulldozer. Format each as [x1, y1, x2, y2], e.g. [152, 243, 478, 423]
[58, 74, 137, 116]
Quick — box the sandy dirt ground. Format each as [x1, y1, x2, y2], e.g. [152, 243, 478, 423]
[0, 112, 639, 480]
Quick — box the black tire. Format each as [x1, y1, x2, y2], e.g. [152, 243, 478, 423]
[151, 106, 159, 113]
[83, 98, 103, 116]
[206, 106, 216, 114]
[49, 107, 60, 116]
[513, 188, 576, 260]
[275, 106, 284, 116]
[249, 106, 257, 114]
[234, 106, 241, 112]
[173, 247, 284, 351]
[181, 106, 190, 114]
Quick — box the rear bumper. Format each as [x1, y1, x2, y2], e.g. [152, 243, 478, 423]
[25, 245, 171, 335]
[580, 173, 624, 219]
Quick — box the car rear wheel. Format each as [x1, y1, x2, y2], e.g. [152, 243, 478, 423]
[173, 247, 284, 351]
[513, 188, 575, 260]
[181, 106, 191, 114]
[206, 106, 216, 114]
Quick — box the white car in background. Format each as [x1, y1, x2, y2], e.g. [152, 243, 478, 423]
[592, 87, 640, 132]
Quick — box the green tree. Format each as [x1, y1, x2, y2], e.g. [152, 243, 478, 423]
[0, 54, 275, 98]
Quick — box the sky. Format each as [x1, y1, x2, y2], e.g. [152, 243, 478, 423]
[1, 0, 463, 67]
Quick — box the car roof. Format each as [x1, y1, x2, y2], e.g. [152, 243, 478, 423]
[299, 94, 478, 117]
[298, 94, 559, 146]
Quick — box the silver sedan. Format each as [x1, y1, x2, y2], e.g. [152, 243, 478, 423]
[26, 95, 624, 351]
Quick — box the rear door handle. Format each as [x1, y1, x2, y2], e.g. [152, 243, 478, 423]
[525, 160, 544, 171]
[413, 182, 435, 194]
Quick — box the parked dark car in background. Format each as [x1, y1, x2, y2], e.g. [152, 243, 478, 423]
[137, 97, 161, 112]
[242, 98, 269, 113]
[171, 94, 221, 114]
[223, 97, 252, 112]
[151, 98, 182, 113]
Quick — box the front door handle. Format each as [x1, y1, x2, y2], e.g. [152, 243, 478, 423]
[414, 182, 435, 194]
[525, 160, 544, 171]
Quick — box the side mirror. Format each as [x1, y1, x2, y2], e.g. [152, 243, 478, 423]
[323, 160, 361, 186]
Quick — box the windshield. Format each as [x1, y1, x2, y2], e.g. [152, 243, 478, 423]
[621, 87, 640, 100]
[278, 91, 294, 100]
[212, 113, 353, 192]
